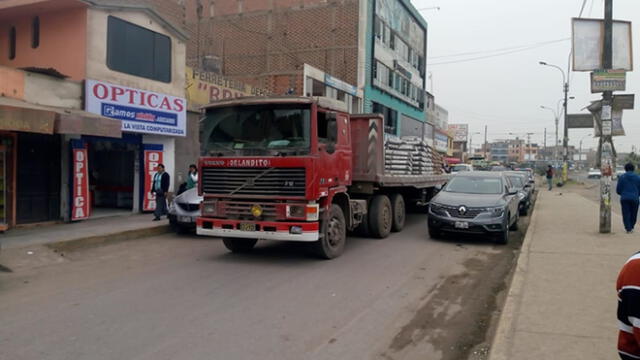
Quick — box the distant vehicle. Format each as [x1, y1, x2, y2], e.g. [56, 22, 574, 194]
[168, 188, 203, 232]
[468, 156, 488, 170]
[427, 172, 520, 244]
[615, 166, 625, 180]
[587, 168, 602, 179]
[505, 171, 533, 216]
[451, 164, 473, 173]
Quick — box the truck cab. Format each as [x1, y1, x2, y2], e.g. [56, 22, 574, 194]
[197, 97, 360, 258]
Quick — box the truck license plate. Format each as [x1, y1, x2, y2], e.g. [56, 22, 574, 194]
[239, 223, 256, 232]
[454, 221, 469, 229]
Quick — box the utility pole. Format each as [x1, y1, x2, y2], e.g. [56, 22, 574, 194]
[483, 125, 488, 159]
[562, 82, 569, 183]
[599, 0, 614, 233]
[543, 128, 547, 161]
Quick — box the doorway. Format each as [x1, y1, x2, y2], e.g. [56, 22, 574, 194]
[86, 138, 137, 218]
[16, 133, 61, 224]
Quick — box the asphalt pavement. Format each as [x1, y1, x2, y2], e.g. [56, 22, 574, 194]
[0, 212, 528, 360]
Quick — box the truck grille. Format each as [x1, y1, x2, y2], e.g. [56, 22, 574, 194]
[202, 168, 306, 197]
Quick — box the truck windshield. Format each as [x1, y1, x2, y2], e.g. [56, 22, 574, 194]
[201, 104, 311, 156]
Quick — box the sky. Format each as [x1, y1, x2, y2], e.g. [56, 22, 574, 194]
[412, 0, 640, 153]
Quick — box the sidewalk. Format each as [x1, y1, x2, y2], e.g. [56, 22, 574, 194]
[489, 187, 636, 360]
[0, 213, 170, 252]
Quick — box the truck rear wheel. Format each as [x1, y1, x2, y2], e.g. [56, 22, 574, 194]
[222, 238, 258, 253]
[313, 204, 347, 259]
[390, 193, 406, 232]
[369, 195, 392, 239]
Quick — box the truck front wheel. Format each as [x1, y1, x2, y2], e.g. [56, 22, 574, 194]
[390, 193, 406, 232]
[314, 204, 347, 259]
[369, 195, 392, 239]
[222, 238, 258, 253]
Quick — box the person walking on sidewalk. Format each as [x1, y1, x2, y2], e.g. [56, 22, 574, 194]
[616, 163, 640, 234]
[151, 164, 170, 221]
[616, 251, 640, 359]
[546, 165, 554, 190]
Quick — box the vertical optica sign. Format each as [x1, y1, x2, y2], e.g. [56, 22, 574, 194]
[85, 79, 187, 137]
[143, 145, 164, 212]
[71, 141, 90, 220]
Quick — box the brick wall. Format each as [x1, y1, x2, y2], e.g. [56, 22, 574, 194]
[184, 0, 360, 94]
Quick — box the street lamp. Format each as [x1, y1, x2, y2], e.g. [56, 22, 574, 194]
[540, 105, 559, 167]
[540, 61, 570, 183]
[579, 133, 592, 169]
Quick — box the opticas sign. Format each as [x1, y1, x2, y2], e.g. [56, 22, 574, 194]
[85, 79, 186, 137]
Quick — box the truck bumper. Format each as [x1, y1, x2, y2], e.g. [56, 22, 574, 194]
[196, 218, 320, 242]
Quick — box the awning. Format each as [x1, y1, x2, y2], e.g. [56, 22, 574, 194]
[0, 96, 122, 138]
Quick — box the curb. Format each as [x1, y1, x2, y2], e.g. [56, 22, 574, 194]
[487, 189, 543, 360]
[45, 224, 171, 253]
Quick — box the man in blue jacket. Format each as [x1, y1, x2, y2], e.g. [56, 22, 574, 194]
[616, 163, 640, 233]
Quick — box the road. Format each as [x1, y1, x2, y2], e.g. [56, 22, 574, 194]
[0, 211, 530, 360]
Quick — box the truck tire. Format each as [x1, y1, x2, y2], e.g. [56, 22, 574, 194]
[390, 193, 406, 232]
[313, 204, 346, 259]
[222, 238, 258, 253]
[369, 195, 392, 239]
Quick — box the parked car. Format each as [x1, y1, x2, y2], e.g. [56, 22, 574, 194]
[427, 172, 520, 244]
[587, 168, 602, 179]
[168, 188, 203, 232]
[451, 164, 473, 173]
[615, 166, 625, 180]
[489, 165, 508, 172]
[505, 171, 532, 216]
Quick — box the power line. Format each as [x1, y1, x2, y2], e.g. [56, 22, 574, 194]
[428, 39, 570, 65]
[429, 38, 570, 60]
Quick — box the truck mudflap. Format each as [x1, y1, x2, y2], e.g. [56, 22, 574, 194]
[196, 218, 320, 242]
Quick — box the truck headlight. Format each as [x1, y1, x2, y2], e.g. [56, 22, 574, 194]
[201, 200, 218, 217]
[286, 205, 306, 219]
[306, 204, 319, 221]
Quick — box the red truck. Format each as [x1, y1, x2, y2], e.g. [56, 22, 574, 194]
[196, 96, 449, 258]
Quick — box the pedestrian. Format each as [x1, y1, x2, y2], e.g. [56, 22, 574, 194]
[186, 164, 198, 190]
[151, 164, 170, 221]
[546, 165, 554, 190]
[616, 251, 640, 359]
[616, 163, 640, 234]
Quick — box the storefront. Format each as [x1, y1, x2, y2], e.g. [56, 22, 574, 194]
[0, 96, 122, 230]
[84, 79, 186, 217]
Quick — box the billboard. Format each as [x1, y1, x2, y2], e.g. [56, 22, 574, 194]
[448, 124, 469, 142]
[185, 67, 269, 108]
[86, 79, 187, 137]
[572, 18, 633, 71]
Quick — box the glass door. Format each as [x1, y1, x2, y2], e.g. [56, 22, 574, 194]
[0, 144, 6, 230]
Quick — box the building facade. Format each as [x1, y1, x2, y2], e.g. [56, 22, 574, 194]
[183, 0, 429, 136]
[0, 0, 189, 230]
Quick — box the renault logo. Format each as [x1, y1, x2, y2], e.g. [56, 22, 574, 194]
[458, 206, 467, 215]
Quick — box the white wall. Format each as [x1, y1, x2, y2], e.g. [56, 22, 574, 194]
[143, 135, 176, 193]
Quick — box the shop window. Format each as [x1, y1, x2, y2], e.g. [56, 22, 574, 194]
[31, 16, 40, 48]
[311, 79, 325, 97]
[107, 16, 172, 83]
[8, 26, 16, 60]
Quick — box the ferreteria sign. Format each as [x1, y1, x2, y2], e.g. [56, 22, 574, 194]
[186, 67, 270, 108]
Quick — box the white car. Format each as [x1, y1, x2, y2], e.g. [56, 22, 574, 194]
[168, 188, 203, 232]
[614, 166, 625, 180]
[587, 168, 602, 179]
[451, 164, 473, 173]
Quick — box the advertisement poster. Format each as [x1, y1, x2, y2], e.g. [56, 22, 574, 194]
[71, 143, 90, 221]
[143, 146, 164, 212]
[85, 79, 187, 137]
